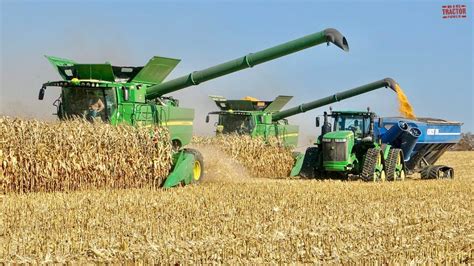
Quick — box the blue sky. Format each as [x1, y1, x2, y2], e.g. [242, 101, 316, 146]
[1, 1, 472, 143]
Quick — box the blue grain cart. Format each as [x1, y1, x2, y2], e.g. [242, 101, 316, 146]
[378, 117, 463, 179]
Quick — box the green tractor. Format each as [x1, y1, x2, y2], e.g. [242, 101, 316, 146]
[293, 79, 407, 181]
[38, 28, 349, 187]
[206, 78, 399, 147]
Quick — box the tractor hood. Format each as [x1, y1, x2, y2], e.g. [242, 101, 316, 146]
[323, 131, 354, 139]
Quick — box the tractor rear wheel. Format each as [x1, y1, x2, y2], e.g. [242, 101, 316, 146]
[185, 148, 204, 183]
[361, 148, 385, 182]
[385, 148, 405, 181]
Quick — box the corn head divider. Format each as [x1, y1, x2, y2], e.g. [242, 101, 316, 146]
[38, 28, 349, 188]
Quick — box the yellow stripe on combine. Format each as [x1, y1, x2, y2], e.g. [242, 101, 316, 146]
[281, 133, 299, 138]
[160, 121, 194, 126]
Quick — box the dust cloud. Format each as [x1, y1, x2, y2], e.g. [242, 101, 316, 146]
[189, 144, 251, 183]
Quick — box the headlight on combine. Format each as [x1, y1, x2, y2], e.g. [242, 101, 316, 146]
[322, 138, 332, 143]
[334, 139, 347, 142]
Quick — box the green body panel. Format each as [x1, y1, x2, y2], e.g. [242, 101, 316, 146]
[290, 152, 305, 177]
[74, 64, 116, 81]
[162, 151, 195, 188]
[132, 56, 181, 84]
[323, 130, 353, 139]
[322, 131, 355, 171]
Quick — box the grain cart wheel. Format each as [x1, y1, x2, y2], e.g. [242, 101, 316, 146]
[421, 165, 454, 179]
[185, 149, 204, 183]
[385, 149, 406, 181]
[361, 148, 386, 182]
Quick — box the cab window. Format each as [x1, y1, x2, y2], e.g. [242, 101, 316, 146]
[62, 87, 116, 121]
[335, 115, 370, 138]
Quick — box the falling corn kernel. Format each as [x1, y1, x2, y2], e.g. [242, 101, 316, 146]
[394, 84, 416, 119]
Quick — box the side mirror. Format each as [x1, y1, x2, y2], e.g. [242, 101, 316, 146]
[315, 117, 320, 127]
[38, 86, 46, 100]
[122, 86, 129, 101]
[205, 115, 210, 123]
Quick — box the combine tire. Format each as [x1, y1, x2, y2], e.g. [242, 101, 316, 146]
[420, 165, 454, 179]
[361, 148, 386, 182]
[185, 148, 204, 183]
[385, 148, 406, 181]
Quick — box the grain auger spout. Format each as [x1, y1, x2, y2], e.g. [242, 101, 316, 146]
[271, 78, 398, 121]
[145, 28, 349, 99]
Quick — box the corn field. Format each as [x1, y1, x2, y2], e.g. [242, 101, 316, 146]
[0, 117, 172, 193]
[192, 135, 295, 178]
[0, 118, 472, 263]
[1, 151, 473, 263]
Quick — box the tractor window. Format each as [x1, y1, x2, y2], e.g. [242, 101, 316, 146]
[218, 114, 255, 134]
[335, 115, 370, 138]
[62, 87, 116, 122]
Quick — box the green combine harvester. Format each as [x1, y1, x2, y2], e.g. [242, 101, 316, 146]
[206, 78, 398, 147]
[292, 79, 407, 181]
[38, 28, 349, 188]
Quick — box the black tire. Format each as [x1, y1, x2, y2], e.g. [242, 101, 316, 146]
[299, 147, 320, 179]
[385, 148, 405, 181]
[361, 148, 385, 182]
[185, 148, 204, 183]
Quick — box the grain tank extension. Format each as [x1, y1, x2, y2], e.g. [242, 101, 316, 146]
[38, 28, 349, 188]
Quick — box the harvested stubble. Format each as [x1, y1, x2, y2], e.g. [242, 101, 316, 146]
[192, 135, 295, 178]
[0, 117, 172, 193]
[1, 151, 472, 264]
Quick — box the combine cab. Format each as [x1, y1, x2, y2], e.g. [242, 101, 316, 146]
[38, 28, 350, 187]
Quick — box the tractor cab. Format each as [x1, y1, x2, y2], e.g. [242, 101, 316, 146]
[331, 110, 375, 141]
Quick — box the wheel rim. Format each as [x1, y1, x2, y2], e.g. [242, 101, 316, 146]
[380, 170, 386, 182]
[193, 160, 202, 181]
[373, 152, 384, 182]
[395, 151, 404, 181]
